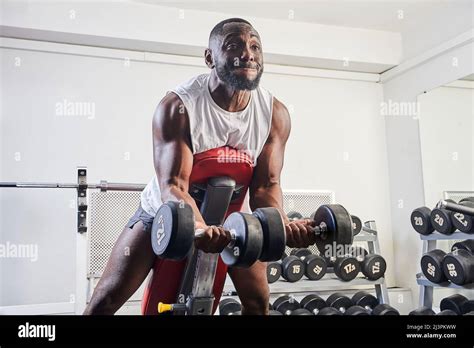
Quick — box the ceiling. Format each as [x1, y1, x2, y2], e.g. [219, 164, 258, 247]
[133, 0, 473, 33]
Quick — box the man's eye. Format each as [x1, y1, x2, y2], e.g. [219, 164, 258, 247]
[252, 45, 261, 51]
[227, 44, 237, 50]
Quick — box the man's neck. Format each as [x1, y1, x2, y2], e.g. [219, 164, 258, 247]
[208, 71, 251, 112]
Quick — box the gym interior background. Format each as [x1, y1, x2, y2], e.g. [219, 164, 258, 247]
[0, 0, 473, 315]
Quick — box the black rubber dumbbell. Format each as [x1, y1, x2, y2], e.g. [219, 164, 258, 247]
[436, 310, 458, 315]
[349, 246, 387, 281]
[281, 254, 305, 283]
[272, 295, 311, 315]
[351, 215, 362, 236]
[442, 249, 474, 285]
[451, 198, 474, 233]
[300, 294, 327, 315]
[266, 260, 282, 284]
[409, 307, 435, 315]
[430, 199, 457, 235]
[349, 291, 399, 315]
[219, 298, 242, 315]
[420, 249, 448, 283]
[451, 240, 474, 253]
[440, 294, 468, 315]
[333, 254, 361, 281]
[291, 248, 327, 280]
[461, 300, 474, 314]
[320, 293, 352, 315]
[411, 206, 434, 235]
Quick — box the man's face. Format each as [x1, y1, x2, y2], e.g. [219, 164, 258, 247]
[211, 23, 264, 90]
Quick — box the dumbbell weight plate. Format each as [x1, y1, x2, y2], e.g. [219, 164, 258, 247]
[304, 254, 327, 280]
[420, 249, 447, 283]
[351, 215, 362, 236]
[451, 240, 474, 253]
[326, 293, 352, 313]
[318, 307, 343, 315]
[281, 255, 305, 282]
[290, 308, 313, 315]
[462, 301, 474, 314]
[451, 201, 474, 233]
[219, 298, 242, 315]
[266, 261, 282, 284]
[442, 249, 472, 285]
[439, 294, 468, 315]
[361, 254, 386, 281]
[430, 199, 456, 235]
[372, 304, 399, 315]
[151, 201, 195, 260]
[313, 205, 354, 256]
[273, 296, 300, 315]
[253, 207, 286, 262]
[334, 256, 361, 281]
[300, 294, 327, 315]
[221, 212, 264, 267]
[411, 207, 434, 235]
[436, 310, 457, 316]
[344, 306, 370, 315]
[352, 291, 378, 309]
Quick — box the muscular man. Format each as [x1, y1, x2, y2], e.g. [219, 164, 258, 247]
[84, 17, 315, 315]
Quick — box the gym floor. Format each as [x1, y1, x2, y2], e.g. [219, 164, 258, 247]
[1, 0, 473, 323]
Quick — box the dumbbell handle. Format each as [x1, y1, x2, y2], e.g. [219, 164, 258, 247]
[195, 227, 237, 247]
[438, 200, 474, 216]
[309, 222, 327, 236]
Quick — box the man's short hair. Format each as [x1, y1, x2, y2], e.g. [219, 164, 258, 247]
[209, 18, 254, 46]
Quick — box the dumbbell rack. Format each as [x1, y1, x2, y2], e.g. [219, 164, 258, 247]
[222, 220, 390, 305]
[417, 190, 474, 308]
[416, 231, 474, 308]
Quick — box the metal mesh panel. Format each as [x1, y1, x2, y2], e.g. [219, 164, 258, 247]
[87, 191, 141, 277]
[443, 191, 474, 202]
[86, 189, 335, 277]
[282, 190, 335, 256]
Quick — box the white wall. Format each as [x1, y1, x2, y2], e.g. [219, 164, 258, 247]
[418, 84, 474, 206]
[0, 39, 394, 308]
[382, 36, 474, 303]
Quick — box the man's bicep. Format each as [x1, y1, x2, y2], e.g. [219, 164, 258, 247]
[152, 95, 193, 192]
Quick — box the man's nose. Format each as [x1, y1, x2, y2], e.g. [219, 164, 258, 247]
[240, 44, 255, 62]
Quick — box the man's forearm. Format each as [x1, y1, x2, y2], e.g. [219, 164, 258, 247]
[160, 184, 207, 228]
[249, 183, 289, 223]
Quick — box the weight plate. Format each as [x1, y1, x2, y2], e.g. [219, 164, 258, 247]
[344, 306, 370, 316]
[313, 204, 353, 256]
[452, 201, 474, 233]
[442, 249, 471, 285]
[300, 294, 326, 315]
[318, 307, 342, 315]
[372, 304, 399, 316]
[304, 254, 327, 280]
[253, 207, 286, 262]
[351, 291, 378, 308]
[281, 255, 305, 282]
[451, 240, 474, 253]
[151, 201, 195, 260]
[334, 256, 360, 281]
[411, 207, 434, 235]
[221, 212, 263, 267]
[266, 261, 282, 284]
[219, 298, 242, 315]
[420, 249, 447, 283]
[351, 215, 362, 236]
[440, 294, 468, 315]
[361, 254, 386, 280]
[326, 293, 352, 311]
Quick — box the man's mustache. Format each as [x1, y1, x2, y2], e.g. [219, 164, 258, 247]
[230, 62, 261, 70]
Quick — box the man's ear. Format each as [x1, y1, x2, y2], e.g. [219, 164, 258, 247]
[204, 48, 214, 69]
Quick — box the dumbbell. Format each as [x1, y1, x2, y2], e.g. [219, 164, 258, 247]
[332, 254, 361, 281]
[420, 249, 448, 283]
[266, 253, 284, 284]
[219, 298, 242, 315]
[349, 246, 387, 280]
[411, 206, 434, 235]
[151, 201, 286, 267]
[319, 293, 352, 315]
[450, 198, 474, 233]
[349, 291, 399, 315]
[300, 294, 328, 315]
[272, 295, 312, 315]
[451, 239, 474, 253]
[442, 248, 474, 285]
[430, 199, 458, 234]
[351, 215, 363, 236]
[440, 294, 468, 315]
[290, 248, 327, 280]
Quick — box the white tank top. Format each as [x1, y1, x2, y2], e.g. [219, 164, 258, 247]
[140, 73, 274, 216]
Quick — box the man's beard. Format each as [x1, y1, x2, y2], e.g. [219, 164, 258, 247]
[215, 61, 263, 90]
